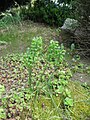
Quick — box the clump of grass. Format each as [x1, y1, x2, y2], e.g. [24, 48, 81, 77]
[0, 6, 21, 29]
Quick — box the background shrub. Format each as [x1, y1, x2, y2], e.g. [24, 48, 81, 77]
[0, 0, 30, 11]
[21, 0, 73, 26]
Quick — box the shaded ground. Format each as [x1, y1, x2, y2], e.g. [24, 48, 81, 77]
[71, 57, 90, 85]
[71, 73, 90, 85]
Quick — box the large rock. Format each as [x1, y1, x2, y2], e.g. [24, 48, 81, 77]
[61, 18, 78, 33]
[60, 18, 90, 56]
[60, 18, 78, 45]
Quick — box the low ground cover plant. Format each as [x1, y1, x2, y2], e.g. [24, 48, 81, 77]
[0, 84, 6, 119]
[0, 37, 90, 119]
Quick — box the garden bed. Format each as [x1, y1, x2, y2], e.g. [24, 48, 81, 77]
[0, 22, 90, 120]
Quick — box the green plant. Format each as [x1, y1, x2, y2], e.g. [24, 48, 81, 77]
[46, 40, 73, 107]
[0, 7, 21, 28]
[7, 89, 31, 118]
[21, 0, 73, 26]
[24, 37, 73, 109]
[47, 40, 66, 65]
[0, 84, 6, 119]
[24, 37, 43, 88]
[0, 38, 90, 119]
[0, 41, 7, 45]
[0, 84, 5, 97]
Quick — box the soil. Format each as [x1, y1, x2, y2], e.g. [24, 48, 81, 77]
[71, 72, 90, 85]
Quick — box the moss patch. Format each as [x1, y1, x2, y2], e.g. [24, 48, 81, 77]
[69, 81, 90, 120]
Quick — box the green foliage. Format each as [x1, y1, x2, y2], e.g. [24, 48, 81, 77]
[24, 37, 43, 68]
[24, 37, 43, 87]
[0, 84, 6, 119]
[0, 108, 6, 119]
[0, 42, 90, 119]
[24, 37, 73, 108]
[21, 0, 73, 26]
[0, 84, 5, 97]
[0, 8, 21, 28]
[7, 90, 31, 118]
[64, 97, 73, 107]
[0, 40, 7, 45]
[47, 41, 66, 65]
